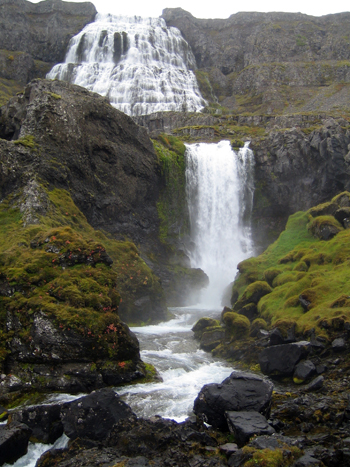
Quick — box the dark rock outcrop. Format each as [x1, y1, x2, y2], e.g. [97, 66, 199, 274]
[0, 0, 96, 63]
[10, 403, 63, 444]
[0, 421, 32, 465]
[61, 388, 135, 441]
[193, 371, 273, 430]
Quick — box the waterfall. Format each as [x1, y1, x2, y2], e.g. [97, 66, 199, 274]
[185, 140, 255, 307]
[47, 14, 206, 116]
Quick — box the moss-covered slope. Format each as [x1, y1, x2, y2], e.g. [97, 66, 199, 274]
[0, 184, 164, 397]
[231, 192, 350, 337]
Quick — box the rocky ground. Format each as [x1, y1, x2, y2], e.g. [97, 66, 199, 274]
[1, 327, 350, 466]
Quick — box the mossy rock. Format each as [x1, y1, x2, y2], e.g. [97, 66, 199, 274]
[239, 303, 258, 322]
[200, 326, 225, 351]
[233, 281, 272, 312]
[222, 311, 250, 340]
[308, 215, 343, 240]
[250, 318, 268, 337]
[293, 261, 309, 272]
[308, 202, 338, 218]
[272, 319, 297, 339]
[192, 317, 220, 339]
[263, 267, 283, 286]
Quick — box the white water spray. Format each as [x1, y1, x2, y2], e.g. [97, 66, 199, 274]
[47, 14, 206, 116]
[185, 140, 255, 306]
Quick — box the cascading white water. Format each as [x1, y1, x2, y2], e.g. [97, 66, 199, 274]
[47, 14, 206, 116]
[185, 140, 255, 306]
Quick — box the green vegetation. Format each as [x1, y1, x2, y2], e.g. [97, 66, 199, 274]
[153, 134, 189, 242]
[222, 311, 250, 340]
[0, 187, 164, 369]
[231, 192, 350, 336]
[46, 92, 62, 99]
[242, 445, 303, 466]
[13, 134, 37, 149]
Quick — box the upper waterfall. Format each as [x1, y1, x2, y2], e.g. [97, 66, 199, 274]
[185, 141, 255, 307]
[47, 14, 206, 116]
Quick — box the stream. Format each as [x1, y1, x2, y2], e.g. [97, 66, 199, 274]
[118, 306, 234, 421]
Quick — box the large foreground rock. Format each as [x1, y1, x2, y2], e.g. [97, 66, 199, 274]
[259, 341, 311, 376]
[60, 388, 135, 441]
[193, 371, 273, 430]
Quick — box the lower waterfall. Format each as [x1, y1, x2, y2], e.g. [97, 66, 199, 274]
[185, 140, 255, 306]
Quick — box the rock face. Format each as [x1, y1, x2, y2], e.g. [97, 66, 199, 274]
[0, 79, 161, 244]
[162, 8, 350, 114]
[193, 371, 274, 430]
[0, 0, 96, 99]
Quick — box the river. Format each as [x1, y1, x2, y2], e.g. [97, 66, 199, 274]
[118, 306, 233, 421]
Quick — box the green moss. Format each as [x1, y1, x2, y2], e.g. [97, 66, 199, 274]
[0, 187, 166, 366]
[230, 192, 350, 336]
[222, 311, 250, 340]
[153, 135, 189, 243]
[13, 135, 37, 149]
[46, 92, 62, 99]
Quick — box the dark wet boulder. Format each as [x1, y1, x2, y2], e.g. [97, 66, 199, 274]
[293, 360, 316, 384]
[225, 411, 275, 446]
[0, 422, 32, 465]
[193, 371, 273, 431]
[258, 341, 310, 376]
[61, 388, 135, 441]
[10, 403, 63, 444]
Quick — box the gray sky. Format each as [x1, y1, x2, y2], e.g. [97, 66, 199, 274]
[32, 0, 349, 18]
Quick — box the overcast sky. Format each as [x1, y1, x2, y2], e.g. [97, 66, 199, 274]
[33, 0, 349, 18]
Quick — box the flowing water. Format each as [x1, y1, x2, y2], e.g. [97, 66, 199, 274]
[119, 306, 233, 421]
[185, 140, 255, 306]
[47, 14, 206, 116]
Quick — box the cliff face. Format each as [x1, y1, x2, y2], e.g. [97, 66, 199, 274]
[0, 0, 96, 104]
[162, 8, 350, 114]
[0, 79, 160, 244]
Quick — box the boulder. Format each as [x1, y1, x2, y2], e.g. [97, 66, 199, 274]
[293, 360, 316, 384]
[304, 375, 324, 392]
[225, 411, 275, 446]
[332, 337, 346, 351]
[258, 341, 311, 376]
[10, 403, 63, 444]
[193, 371, 273, 431]
[200, 328, 225, 351]
[269, 328, 285, 346]
[61, 388, 135, 441]
[0, 422, 32, 465]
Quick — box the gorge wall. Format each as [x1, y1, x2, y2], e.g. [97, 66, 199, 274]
[162, 8, 350, 115]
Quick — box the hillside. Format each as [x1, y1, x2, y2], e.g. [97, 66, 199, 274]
[163, 8, 350, 115]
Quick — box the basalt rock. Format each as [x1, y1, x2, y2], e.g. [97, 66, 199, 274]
[193, 371, 273, 431]
[225, 411, 275, 446]
[0, 421, 32, 465]
[60, 388, 135, 441]
[259, 341, 311, 376]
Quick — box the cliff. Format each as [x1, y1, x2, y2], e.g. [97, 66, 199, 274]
[162, 8, 350, 115]
[0, 0, 96, 104]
